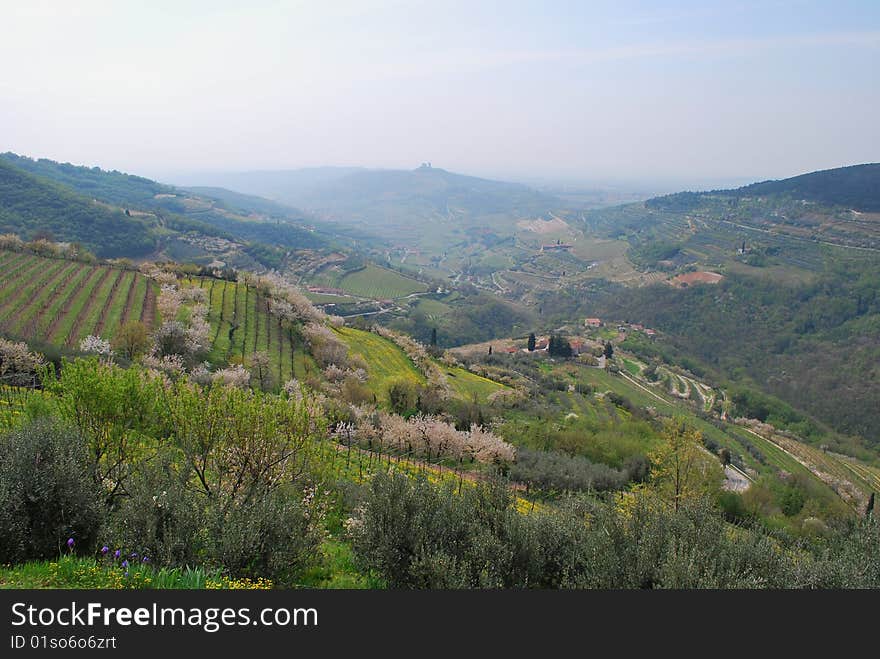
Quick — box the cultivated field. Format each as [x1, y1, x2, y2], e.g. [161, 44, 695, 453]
[311, 264, 428, 300]
[0, 250, 156, 348]
[189, 277, 315, 384]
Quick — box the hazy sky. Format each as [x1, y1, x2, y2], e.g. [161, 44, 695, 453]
[1, 0, 878, 187]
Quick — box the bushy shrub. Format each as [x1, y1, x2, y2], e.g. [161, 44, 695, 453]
[0, 418, 103, 563]
[509, 448, 627, 493]
[104, 452, 206, 567]
[349, 473, 800, 589]
[207, 487, 324, 586]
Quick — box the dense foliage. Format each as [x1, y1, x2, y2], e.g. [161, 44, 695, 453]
[0, 160, 155, 257]
[349, 472, 880, 588]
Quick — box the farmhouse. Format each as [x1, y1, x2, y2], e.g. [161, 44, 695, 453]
[570, 339, 586, 355]
[584, 317, 602, 328]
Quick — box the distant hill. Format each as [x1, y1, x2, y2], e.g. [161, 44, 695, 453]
[725, 163, 880, 211]
[295, 166, 559, 223]
[0, 154, 333, 266]
[647, 163, 880, 213]
[175, 165, 561, 230]
[0, 158, 156, 257]
[172, 167, 365, 203]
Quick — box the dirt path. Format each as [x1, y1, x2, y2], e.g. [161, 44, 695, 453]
[140, 281, 157, 328]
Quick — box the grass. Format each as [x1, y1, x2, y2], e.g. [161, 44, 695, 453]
[0, 555, 218, 590]
[298, 540, 383, 589]
[192, 277, 313, 386]
[338, 264, 427, 299]
[334, 326, 425, 398]
[443, 365, 507, 402]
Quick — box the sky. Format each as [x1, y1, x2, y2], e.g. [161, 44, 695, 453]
[1, 0, 878, 188]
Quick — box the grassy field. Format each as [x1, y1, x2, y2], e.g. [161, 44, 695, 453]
[0, 250, 156, 347]
[334, 326, 425, 398]
[443, 366, 507, 401]
[340, 264, 427, 299]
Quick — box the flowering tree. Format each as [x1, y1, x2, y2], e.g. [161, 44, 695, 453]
[79, 335, 113, 361]
[348, 411, 514, 466]
[165, 380, 326, 504]
[156, 284, 182, 322]
[0, 338, 45, 386]
[212, 364, 251, 389]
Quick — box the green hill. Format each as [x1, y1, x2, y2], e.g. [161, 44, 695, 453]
[724, 163, 880, 212]
[0, 159, 156, 257]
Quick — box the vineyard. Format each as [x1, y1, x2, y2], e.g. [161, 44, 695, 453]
[0, 250, 156, 348]
[190, 277, 315, 384]
[311, 263, 428, 300]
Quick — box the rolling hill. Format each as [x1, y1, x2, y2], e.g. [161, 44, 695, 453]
[0, 153, 336, 270]
[0, 159, 156, 257]
[721, 163, 880, 212]
[172, 165, 562, 246]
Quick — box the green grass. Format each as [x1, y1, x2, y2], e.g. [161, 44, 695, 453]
[335, 326, 425, 398]
[70, 268, 123, 344]
[49, 267, 104, 345]
[305, 292, 358, 304]
[34, 264, 94, 338]
[338, 264, 427, 299]
[0, 556, 216, 590]
[192, 277, 313, 386]
[298, 540, 383, 589]
[8, 261, 80, 335]
[443, 365, 507, 402]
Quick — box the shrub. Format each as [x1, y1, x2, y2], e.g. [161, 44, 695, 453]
[104, 452, 206, 567]
[509, 448, 627, 493]
[207, 487, 324, 586]
[0, 418, 103, 563]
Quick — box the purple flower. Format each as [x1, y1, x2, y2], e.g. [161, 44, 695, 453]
[142, 557, 150, 564]
[121, 560, 129, 569]
[101, 546, 109, 555]
[114, 549, 121, 559]
[67, 538, 74, 548]
[130, 552, 138, 559]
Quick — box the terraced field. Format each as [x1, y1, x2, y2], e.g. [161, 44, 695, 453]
[191, 277, 315, 384]
[0, 250, 156, 347]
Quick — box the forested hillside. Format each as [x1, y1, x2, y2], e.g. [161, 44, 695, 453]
[0, 159, 156, 257]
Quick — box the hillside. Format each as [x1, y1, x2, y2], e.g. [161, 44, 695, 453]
[0, 153, 337, 271]
[724, 163, 880, 212]
[176, 165, 561, 254]
[546, 165, 880, 451]
[0, 159, 156, 257]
